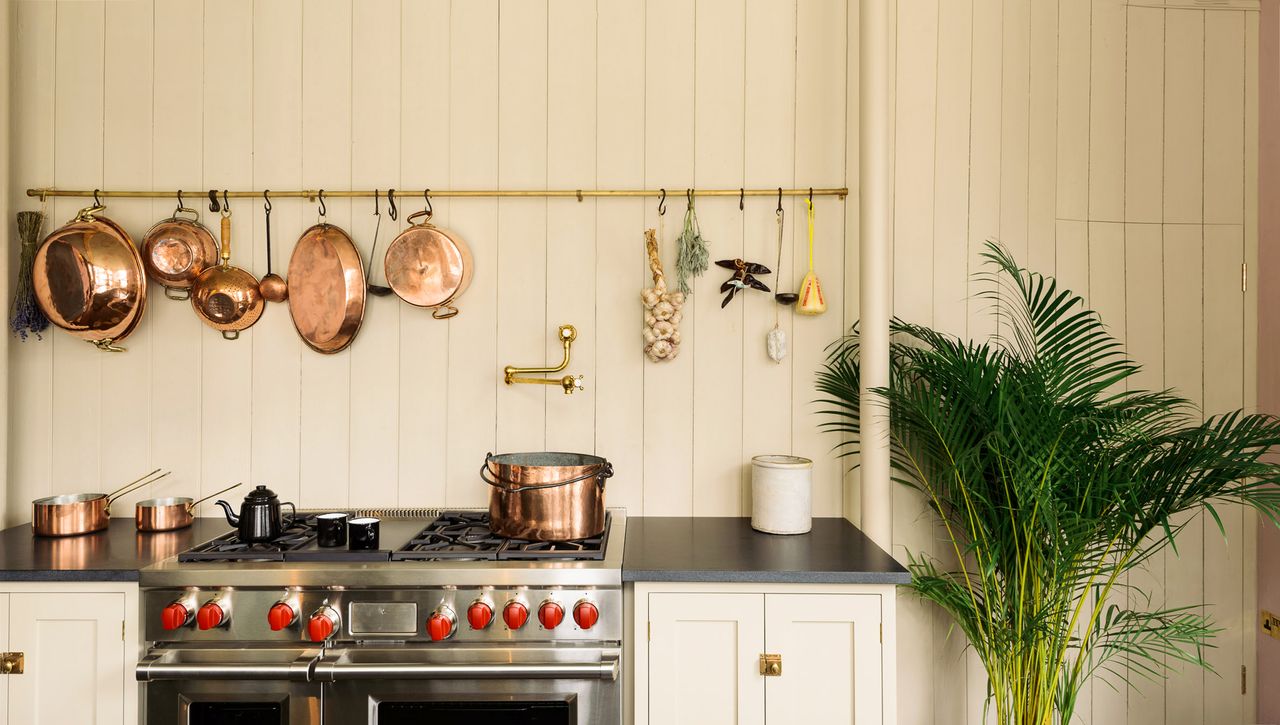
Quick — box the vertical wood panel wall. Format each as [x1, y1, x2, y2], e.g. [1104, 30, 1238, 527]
[892, 0, 1261, 722]
[3, 0, 1262, 722]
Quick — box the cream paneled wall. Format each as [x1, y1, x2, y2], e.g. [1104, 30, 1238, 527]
[892, 0, 1261, 723]
[5, 0, 851, 521]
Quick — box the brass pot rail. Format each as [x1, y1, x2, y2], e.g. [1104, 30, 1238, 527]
[504, 324, 583, 395]
[27, 187, 848, 202]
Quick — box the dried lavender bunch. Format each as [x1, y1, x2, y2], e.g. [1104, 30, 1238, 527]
[10, 211, 49, 341]
[674, 197, 709, 295]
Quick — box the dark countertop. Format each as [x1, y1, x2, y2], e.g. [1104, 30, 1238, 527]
[621, 516, 910, 584]
[0, 518, 229, 582]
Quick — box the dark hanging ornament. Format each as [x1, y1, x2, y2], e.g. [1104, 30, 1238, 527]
[715, 258, 771, 308]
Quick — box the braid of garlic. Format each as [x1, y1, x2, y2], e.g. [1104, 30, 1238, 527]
[642, 228, 684, 362]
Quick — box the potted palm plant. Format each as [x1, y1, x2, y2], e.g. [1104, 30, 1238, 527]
[816, 243, 1280, 725]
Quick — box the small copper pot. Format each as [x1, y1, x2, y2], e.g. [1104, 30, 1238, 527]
[141, 207, 219, 300]
[384, 210, 473, 319]
[32, 469, 170, 537]
[135, 482, 241, 533]
[481, 452, 613, 541]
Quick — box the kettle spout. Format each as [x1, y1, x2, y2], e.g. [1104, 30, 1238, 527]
[214, 499, 239, 526]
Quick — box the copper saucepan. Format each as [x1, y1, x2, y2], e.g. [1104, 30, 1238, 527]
[135, 482, 242, 533]
[141, 197, 219, 301]
[32, 203, 148, 352]
[32, 469, 172, 537]
[190, 203, 265, 340]
[384, 208, 474, 319]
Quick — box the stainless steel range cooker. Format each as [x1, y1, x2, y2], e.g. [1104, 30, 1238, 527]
[136, 509, 624, 725]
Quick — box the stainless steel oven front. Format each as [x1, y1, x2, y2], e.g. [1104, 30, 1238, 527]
[136, 645, 322, 724]
[316, 644, 621, 724]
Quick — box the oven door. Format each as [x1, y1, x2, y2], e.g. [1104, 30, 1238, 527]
[136, 645, 322, 725]
[314, 644, 622, 725]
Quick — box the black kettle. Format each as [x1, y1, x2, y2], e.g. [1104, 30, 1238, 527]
[215, 485, 297, 542]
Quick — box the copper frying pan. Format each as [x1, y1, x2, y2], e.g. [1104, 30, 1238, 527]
[384, 209, 473, 319]
[141, 197, 219, 301]
[32, 204, 148, 352]
[191, 204, 265, 340]
[287, 223, 366, 353]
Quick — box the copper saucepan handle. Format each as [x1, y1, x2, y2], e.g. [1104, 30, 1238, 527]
[103, 467, 162, 499]
[185, 482, 243, 513]
[105, 469, 172, 510]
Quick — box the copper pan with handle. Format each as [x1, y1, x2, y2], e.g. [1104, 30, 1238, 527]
[190, 196, 265, 340]
[140, 193, 219, 301]
[32, 469, 172, 537]
[135, 482, 242, 533]
[384, 198, 473, 320]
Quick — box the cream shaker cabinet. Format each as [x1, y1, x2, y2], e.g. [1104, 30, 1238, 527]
[0, 583, 138, 725]
[633, 582, 895, 725]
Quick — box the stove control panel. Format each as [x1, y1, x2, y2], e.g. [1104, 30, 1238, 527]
[144, 587, 620, 643]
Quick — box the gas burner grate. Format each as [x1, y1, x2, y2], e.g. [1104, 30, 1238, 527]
[393, 511, 610, 562]
[178, 518, 319, 562]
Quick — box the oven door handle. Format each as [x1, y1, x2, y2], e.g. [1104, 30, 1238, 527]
[135, 650, 321, 682]
[314, 654, 620, 682]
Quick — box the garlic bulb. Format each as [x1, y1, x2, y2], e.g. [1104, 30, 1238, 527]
[642, 229, 684, 363]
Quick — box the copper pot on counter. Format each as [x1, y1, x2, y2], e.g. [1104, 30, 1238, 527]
[135, 482, 241, 532]
[32, 469, 171, 537]
[480, 452, 613, 541]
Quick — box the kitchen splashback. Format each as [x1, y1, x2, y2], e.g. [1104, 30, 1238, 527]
[5, 0, 853, 522]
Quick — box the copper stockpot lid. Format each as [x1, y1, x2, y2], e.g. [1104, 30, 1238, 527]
[141, 205, 219, 301]
[33, 205, 148, 352]
[287, 223, 366, 354]
[384, 210, 473, 319]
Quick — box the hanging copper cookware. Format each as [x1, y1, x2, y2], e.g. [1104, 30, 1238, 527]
[32, 469, 171, 537]
[140, 193, 219, 301]
[32, 201, 148, 352]
[287, 213, 367, 354]
[190, 199, 265, 340]
[384, 201, 473, 319]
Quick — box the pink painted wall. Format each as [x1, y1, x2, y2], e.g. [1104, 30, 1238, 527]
[1259, 2, 1280, 722]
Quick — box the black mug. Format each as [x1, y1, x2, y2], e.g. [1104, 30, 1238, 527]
[317, 513, 348, 548]
[348, 517, 380, 551]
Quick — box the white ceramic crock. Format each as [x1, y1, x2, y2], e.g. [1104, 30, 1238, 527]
[750, 455, 813, 535]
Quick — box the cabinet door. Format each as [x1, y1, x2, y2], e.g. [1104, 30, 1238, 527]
[8, 592, 125, 725]
[764, 594, 882, 724]
[648, 592, 765, 725]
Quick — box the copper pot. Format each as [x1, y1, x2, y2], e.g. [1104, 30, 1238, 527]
[32, 205, 148, 352]
[32, 469, 171, 537]
[140, 204, 219, 301]
[481, 452, 613, 541]
[135, 482, 241, 533]
[384, 209, 473, 319]
[191, 211, 265, 339]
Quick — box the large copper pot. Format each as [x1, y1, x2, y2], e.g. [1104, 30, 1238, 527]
[287, 223, 366, 353]
[481, 452, 613, 541]
[33, 205, 148, 352]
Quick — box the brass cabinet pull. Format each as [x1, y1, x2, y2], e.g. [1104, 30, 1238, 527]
[759, 653, 781, 677]
[1, 652, 24, 675]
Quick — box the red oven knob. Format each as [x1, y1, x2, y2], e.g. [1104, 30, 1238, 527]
[427, 606, 457, 641]
[196, 601, 226, 630]
[268, 602, 297, 631]
[503, 600, 529, 630]
[161, 602, 190, 631]
[308, 607, 340, 642]
[467, 601, 494, 630]
[538, 600, 565, 630]
[573, 600, 599, 630]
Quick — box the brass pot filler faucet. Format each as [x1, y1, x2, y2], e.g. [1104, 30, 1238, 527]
[503, 324, 584, 395]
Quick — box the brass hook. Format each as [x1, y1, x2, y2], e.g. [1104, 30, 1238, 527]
[317, 189, 327, 217]
[93, 189, 102, 206]
[658, 189, 667, 216]
[221, 190, 230, 217]
[424, 188, 433, 217]
[263, 189, 272, 213]
[387, 189, 398, 221]
[208, 190, 220, 213]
